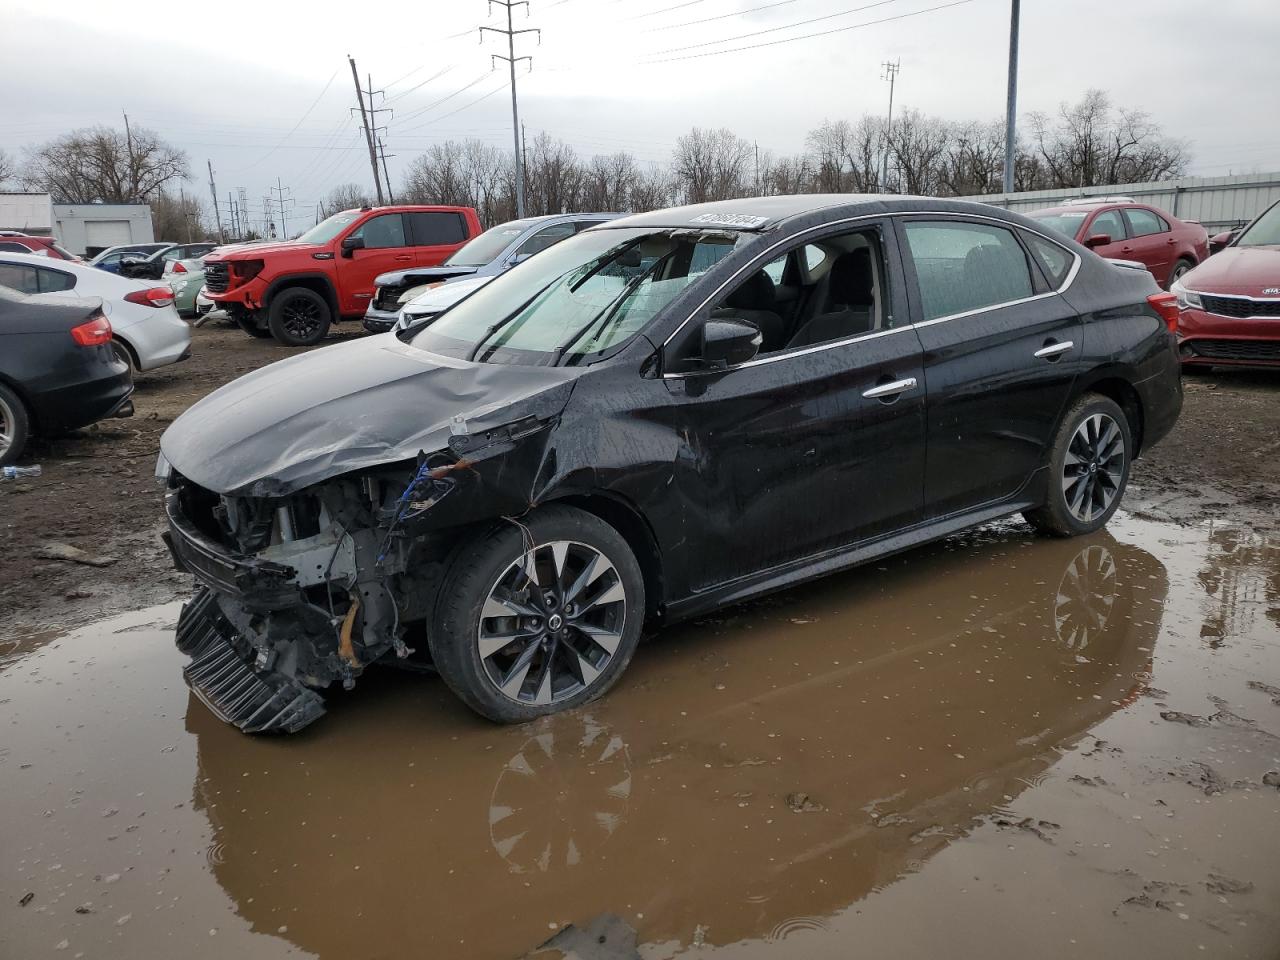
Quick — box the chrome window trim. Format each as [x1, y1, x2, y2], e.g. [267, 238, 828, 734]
[660, 210, 1081, 380]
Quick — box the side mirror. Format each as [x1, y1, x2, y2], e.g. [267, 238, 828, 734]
[1083, 233, 1112, 249]
[1209, 230, 1234, 253]
[340, 235, 365, 257]
[702, 318, 762, 370]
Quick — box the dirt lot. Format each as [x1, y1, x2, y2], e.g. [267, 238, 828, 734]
[2, 325, 1278, 637]
[2, 325, 1280, 960]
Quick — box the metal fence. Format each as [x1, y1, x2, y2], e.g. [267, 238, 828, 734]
[956, 171, 1280, 232]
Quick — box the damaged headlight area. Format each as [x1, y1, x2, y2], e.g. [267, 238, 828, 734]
[163, 451, 482, 734]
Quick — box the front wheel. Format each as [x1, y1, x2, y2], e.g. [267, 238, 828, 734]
[1023, 393, 1132, 537]
[430, 506, 645, 723]
[1167, 257, 1195, 288]
[267, 287, 331, 346]
[0, 382, 31, 467]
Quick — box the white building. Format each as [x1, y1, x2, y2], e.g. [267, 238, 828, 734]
[0, 192, 155, 255]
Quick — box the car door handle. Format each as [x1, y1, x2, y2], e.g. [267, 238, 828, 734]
[862, 377, 918, 399]
[394, 255, 412, 262]
[1034, 340, 1074, 359]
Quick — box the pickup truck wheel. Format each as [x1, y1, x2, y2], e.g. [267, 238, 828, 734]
[0, 383, 31, 468]
[234, 312, 272, 338]
[268, 288, 331, 346]
[1023, 393, 1132, 538]
[430, 506, 645, 723]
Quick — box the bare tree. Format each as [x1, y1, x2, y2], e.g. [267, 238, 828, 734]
[324, 182, 374, 212]
[936, 120, 1005, 196]
[151, 190, 213, 242]
[580, 152, 639, 212]
[523, 133, 582, 217]
[1029, 90, 1188, 189]
[0, 149, 15, 188]
[22, 125, 188, 203]
[804, 118, 883, 193]
[757, 151, 813, 195]
[628, 163, 676, 212]
[886, 110, 951, 195]
[672, 127, 753, 203]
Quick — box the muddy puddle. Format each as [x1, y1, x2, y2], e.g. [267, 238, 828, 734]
[3, 514, 1279, 959]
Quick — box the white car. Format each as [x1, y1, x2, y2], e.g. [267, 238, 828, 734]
[393, 274, 494, 332]
[0, 251, 190, 371]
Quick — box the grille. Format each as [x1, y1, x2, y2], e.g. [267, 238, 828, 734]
[375, 282, 409, 311]
[1191, 338, 1280, 362]
[1200, 294, 1280, 319]
[204, 261, 230, 293]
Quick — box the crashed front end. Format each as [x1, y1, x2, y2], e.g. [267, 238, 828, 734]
[162, 419, 550, 734]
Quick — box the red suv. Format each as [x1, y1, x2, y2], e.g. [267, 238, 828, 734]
[1171, 199, 1280, 369]
[0, 234, 81, 261]
[203, 205, 482, 345]
[1027, 199, 1208, 289]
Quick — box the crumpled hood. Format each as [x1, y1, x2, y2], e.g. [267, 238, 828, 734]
[373, 265, 479, 287]
[1183, 246, 1280, 296]
[160, 335, 578, 496]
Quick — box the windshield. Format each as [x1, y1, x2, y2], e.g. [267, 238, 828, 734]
[411, 227, 740, 365]
[297, 212, 360, 246]
[1028, 211, 1088, 238]
[445, 219, 538, 267]
[1236, 202, 1280, 247]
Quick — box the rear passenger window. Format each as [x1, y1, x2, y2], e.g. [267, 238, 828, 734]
[1023, 232, 1073, 288]
[409, 212, 468, 246]
[38, 269, 76, 293]
[902, 221, 1034, 321]
[1125, 208, 1167, 237]
[0, 263, 39, 295]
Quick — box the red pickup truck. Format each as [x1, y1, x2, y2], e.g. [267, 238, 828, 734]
[203, 205, 482, 345]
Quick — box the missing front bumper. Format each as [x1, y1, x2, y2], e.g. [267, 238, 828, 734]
[176, 587, 326, 734]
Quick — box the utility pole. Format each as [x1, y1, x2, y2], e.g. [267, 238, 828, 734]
[349, 55, 385, 204]
[754, 141, 760, 194]
[377, 138, 396, 204]
[521, 121, 528, 199]
[207, 160, 224, 242]
[481, 1, 540, 218]
[272, 177, 293, 238]
[1003, 0, 1021, 195]
[122, 111, 136, 201]
[227, 192, 237, 239]
[879, 59, 900, 193]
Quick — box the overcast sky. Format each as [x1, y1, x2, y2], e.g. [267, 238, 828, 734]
[3, 0, 1277, 228]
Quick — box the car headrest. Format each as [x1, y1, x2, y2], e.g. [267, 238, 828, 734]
[726, 270, 776, 311]
[829, 248, 874, 305]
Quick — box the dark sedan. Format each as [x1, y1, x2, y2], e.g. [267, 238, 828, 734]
[159, 194, 1183, 733]
[0, 287, 134, 466]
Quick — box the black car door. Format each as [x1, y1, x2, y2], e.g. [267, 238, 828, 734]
[662, 220, 927, 591]
[897, 216, 1084, 519]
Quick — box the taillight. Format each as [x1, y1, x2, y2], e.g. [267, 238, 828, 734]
[124, 286, 176, 308]
[71, 314, 112, 346]
[1147, 292, 1179, 334]
[173, 261, 187, 273]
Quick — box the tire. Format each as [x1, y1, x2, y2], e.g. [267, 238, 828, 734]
[111, 338, 135, 371]
[1023, 393, 1132, 538]
[1167, 257, 1195, 288]
[0, 382, 31, 468]
[430, 505, 646, 723]
[267, 287, 331, 346]
[234, 311, 272, 339]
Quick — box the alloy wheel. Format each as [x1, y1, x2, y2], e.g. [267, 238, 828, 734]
[478, 539, 628, 706]
[0, 393, 13, 459]
[1063, 413, 1125, 523]
[281, 297, 323, 340]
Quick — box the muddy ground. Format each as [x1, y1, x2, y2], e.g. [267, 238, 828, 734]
[2, 327, 1279, 959]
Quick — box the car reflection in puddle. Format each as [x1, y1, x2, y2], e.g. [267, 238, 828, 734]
[182, 526, 1166, 958]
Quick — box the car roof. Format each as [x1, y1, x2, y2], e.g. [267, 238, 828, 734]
[607, 194, 1028, 233]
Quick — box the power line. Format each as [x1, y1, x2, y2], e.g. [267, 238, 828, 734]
[641, 0, 800, 33]
[228, 67, 341, 175]
[385, 65, 457, 104]
[392, 71, 497, 127]
[623, 0, 707, 21]
[646, 0, 899, 57]
[639, 0, 976, 64]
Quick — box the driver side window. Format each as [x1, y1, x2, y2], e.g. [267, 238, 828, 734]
[706, 227, 890, 358]
[351, 213, 407, 249]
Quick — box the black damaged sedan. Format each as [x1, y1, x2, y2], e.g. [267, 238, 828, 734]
[159, 195, 1183, 733]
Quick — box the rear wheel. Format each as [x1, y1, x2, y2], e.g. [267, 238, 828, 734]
[111, 338, 135, 370]
[1024, 393, 1132, 537]
[1167, 257, 1195, 287]
[267, 287, 331, 347]
[430, 506, 645, 723]
[0, 383, 31, 468]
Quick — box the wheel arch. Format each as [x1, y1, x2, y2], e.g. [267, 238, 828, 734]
[1076, 374, 1145, 455]
[549, 491, 666, 621]
[111, 333, 140, 371]
[262, 274, 339, 320]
